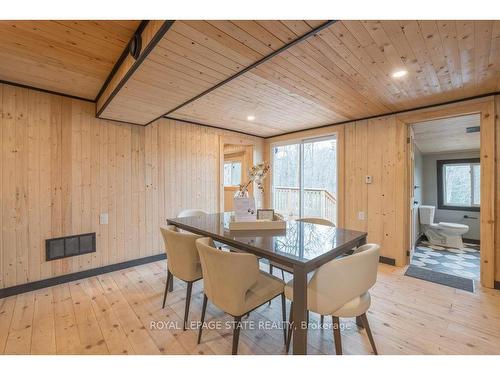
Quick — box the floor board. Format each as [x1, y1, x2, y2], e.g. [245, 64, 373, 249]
[0, 261, 499, 355]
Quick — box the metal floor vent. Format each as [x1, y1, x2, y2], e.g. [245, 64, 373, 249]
[46, 233, 96, 261]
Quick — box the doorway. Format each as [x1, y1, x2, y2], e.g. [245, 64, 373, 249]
[271, 135, 338, 225]
[407, 114, 481, 288]
[222, 144, 253, 211]
[400, 98, 496, 289]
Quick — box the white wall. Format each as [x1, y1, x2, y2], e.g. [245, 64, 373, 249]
[421, 150, 481, 241]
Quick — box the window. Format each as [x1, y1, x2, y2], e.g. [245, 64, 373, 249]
[437, 158, 480, 212]
[223, 161, 242, 186]
[271, 136, 337, 224]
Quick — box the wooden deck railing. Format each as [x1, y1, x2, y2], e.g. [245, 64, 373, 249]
[273, 186, 336, 223]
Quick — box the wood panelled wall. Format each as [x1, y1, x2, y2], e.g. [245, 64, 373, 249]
[0, 83, 497, 288]
[265, 95, 499, 285]
[0, 84, 263, 289]
[343, 117, 407, 265]
[263, 118, 407, 266]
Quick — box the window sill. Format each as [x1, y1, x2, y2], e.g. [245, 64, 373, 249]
[437, 205, 480, 212]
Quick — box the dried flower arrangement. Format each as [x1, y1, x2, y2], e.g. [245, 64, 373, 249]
[234, 162, 270, 198]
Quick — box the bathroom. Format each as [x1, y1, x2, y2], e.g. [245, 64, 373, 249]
[409, 114, 481, 287]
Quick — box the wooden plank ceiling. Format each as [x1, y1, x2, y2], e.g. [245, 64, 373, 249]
[413, 114, 480, 153]
[0, 20, 141, 100]
[1, 20, 499, 136]
[169, 20, 500, 136]
[97, 20, 326, 125]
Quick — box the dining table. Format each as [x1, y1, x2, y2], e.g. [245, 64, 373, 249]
[166, 212, 368, 355]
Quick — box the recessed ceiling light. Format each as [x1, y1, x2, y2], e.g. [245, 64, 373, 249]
[392, 70, 408, 78]
[247, 115, 255, 121]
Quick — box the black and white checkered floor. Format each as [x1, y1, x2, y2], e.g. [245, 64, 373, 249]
[410, 240, 480, 280]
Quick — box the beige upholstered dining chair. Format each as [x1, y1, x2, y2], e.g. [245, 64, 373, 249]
[177, 208, 208, 218]
[296, 217, 335, 226]
[160, 225, 203, 330]
[195, 237, 286, 355]
[352, 243, 377, 255]
[285, 243, 380, 355]
[176, 208, 237, 253]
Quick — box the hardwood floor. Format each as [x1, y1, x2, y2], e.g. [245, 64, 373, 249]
[1, 261, 499, 355]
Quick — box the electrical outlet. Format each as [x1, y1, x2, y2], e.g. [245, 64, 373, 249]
[358, 211, 366, 220]
[100, 213, 109, 225]
[365, 175, 373, 184]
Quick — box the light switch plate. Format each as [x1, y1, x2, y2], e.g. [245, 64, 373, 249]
[365, 175, 373, 184]
[100, 213, 109, 225]
[358, 211, 366, 220]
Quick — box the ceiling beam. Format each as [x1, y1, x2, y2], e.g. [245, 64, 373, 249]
[164, 116, 263, 138]
[94, 20, 149, 102]
[96, 20, 175, 117]
[146, 20, 339, 126]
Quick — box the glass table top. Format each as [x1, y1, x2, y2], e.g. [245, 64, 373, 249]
[167, 212, 367, 267]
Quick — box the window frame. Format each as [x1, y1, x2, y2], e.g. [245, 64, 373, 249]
[270, 134, 338, 222]
[436, 158, 480, 212]
[223, 159, 242, 187]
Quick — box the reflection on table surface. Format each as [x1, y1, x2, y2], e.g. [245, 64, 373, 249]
[168, 212, 366, 263]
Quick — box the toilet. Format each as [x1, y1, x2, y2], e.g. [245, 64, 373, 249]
[418, 205, 469, 249]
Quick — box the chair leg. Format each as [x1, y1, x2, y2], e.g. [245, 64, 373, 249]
[359, 313, 378, 355]
[232, 316, 242, 355]
[332, 316, 342, 355]
[320, 315, 324, 326]
[183, 281, 193, 331]
[268, 263, 274, 306]
[268, 264, 274, 306]
[168, 271, 174, 292]
[280, 293, 287, 345]
[286, 302, 293, 353]
[197, 294, 208, 344]
[355, 315, 364, 329]
[162, 269, 172, 308]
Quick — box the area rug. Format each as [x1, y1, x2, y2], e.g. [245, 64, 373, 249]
[404, 265, 475, 292]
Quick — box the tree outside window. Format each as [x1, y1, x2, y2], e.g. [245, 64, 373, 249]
[437, 158, 480, 212]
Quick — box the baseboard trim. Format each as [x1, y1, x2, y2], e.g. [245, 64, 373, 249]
[0, 253, 166, 299]
[0, 252, 412, 297]
[463, 238, 480, 245]
[379, 256, 396, 266]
